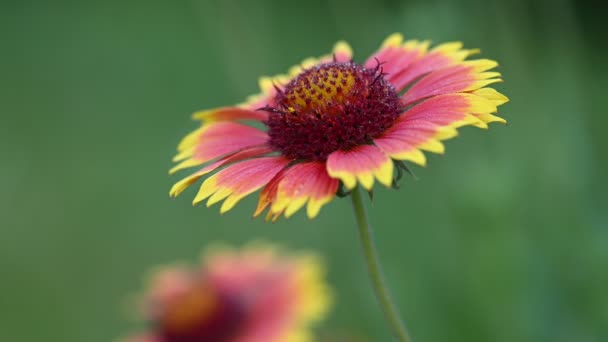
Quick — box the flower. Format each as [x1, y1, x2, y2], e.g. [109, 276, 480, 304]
[123, 243, 331, 342]
[169, 33, 508, 220]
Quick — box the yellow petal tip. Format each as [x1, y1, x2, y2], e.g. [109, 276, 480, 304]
[333, 40, 353, 57]
[382, 33, 404, 47]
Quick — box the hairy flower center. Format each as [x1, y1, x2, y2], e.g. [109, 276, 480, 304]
[265, 62, 402, 161]
[160, 283, 244, 342]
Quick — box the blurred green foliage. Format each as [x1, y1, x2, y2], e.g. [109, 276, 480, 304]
[1, 0, 607, 341]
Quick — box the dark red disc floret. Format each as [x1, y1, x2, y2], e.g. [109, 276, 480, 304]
[264, 62, 403, 161]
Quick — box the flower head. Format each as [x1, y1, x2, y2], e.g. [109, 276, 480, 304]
[123, 243, 331, 342]
[170, 34, 508, 220]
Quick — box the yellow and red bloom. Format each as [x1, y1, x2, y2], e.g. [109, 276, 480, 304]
[123, 243, 331, 342]
[170, 33, 508, 220]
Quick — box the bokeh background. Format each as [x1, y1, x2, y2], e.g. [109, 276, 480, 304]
[2, 0, 607, 341]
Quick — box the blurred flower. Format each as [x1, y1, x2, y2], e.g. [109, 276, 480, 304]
[123, 243, 331, 342]
[169, 33, 508, 220]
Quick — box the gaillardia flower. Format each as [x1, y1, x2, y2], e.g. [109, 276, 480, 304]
[170, 33, 508, 220]
[123, 243, 331, 342]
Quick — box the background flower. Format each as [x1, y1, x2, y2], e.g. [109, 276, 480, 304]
[123, 243, 331, 342]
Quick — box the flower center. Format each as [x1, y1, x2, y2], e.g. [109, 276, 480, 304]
[265, 62, 402, 161]
[160, 282, 244, 342]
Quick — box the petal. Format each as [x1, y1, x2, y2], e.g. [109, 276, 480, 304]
[193, 157, 290, 214]
[258, 162, 339, 219]
[364, 33, 430, 81]
[174, 126, 205, 160]
[170, 145, 272, 198]
[402, 59, 502, 106]
[170, 122, 269, 174]
[253, 168, 286, 220]
[192, 106, 268, 122]
[404, 93, 498, 126]
[374, 129, 428, 166]
[472, 87, 510, 106]
[375, 93, 504, 164]
[390, 41, 479, 91]
[326, 145, 393, 190]
[332, 40, 354, 62]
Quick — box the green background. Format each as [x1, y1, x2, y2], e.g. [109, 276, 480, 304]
[2, 0, 606, 341]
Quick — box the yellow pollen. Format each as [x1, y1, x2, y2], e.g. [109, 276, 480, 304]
[163, 284, 218, 333]
[285, 67, 357, 114]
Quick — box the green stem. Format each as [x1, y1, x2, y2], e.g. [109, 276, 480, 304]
[350, 186, 412, 342]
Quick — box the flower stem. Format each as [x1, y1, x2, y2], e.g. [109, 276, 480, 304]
[350, 186, 412, 342]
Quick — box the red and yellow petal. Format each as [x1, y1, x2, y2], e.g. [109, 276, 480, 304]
[193, 157, 290, 214]
[364, 33, 487, 93]
[423, 92, 502, 128]
[364, 33, 430, 80]
[403, 92, 499, 127]
[170, 145, 273, 198]
[170, 122, 269, 174]
[192, 106, 268, 123]
[332, 41, 353, 63]
[390, 40, 479, 92]
[402, 59, 503, 106]
[253, 168, 285, 222]
[326, 145, 393, 191]
[375, 92, 505, 164]
[373, 128, 429, 166]
[255, 162, 339, 220]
